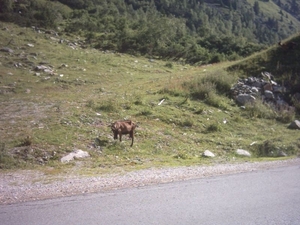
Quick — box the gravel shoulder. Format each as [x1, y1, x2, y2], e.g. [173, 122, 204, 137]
[1, 158, 299, 205]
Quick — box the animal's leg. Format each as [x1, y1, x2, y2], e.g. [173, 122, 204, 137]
[119, 131, 122, 142]
[130, 131, 134, 147]
[113, 131, 118, 140]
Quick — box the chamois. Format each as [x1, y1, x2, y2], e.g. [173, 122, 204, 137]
[111, 120, 137, 147]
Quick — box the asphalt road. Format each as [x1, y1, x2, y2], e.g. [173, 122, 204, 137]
[1, 165, 300, 225]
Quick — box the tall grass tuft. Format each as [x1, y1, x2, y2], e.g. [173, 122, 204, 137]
[243, 100, 276, 119]
[243, 100, 295, 122]
[201, 70, 237, 95]
[251, 139, 300, 157]
[204, 92, 228, 110]
[205, 122, 222, 133]
[0, 143, 21, 169]
[97, 99, 120, 112]
[183, 78, 216, 100]
[183, 70, 237, 102]
[275, 105, 295, 123]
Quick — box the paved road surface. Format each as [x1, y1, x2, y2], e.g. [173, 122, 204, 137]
[1, 165, 300, 225]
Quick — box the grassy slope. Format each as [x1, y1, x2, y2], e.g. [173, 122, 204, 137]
[0, 22, 299, 174]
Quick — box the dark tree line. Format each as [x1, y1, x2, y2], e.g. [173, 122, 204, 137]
[0, 0, 299, 65]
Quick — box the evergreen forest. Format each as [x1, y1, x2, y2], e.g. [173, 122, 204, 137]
[1, 0, 300, 65]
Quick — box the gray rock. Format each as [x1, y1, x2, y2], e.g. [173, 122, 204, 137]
[35, 65, 48, 71]
[277, 151, 287, 157]
[202, 150, 215, 158]
[0, 47, 13, 53]
[236, 94, 256, 105]
[288, 120, 300, 130]
[264, 90, 274, 100]
[61, 149, 90, 163]
[251, 87, 259, 93]
[236, 149, 251, 157]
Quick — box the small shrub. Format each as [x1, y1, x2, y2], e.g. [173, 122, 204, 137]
[18, 136, 32, 147]
[97, 99, 119, 112]
[141, 110, 152, 116]
[86, 99, 95, 108]
[204, 92, 227, 110]
[291, 94, 300, 114]
[244, 100, 275, 119]
[232, 115, 243, 123]
[187, 80, 216, 100]
[205, 123, 222, 133]
[173, 150, 190, 159]
[275, 106, 295, 123]
[138, 109, 152, 116]
[165, 62, 173, 68]
[180, 118, 194, 127]
[253, 140, 275, 157]
[201, 70, 237, 96]
[194, 108, 204, 114]
[133, 96, 144, 105]
[0, 143, 21, 169]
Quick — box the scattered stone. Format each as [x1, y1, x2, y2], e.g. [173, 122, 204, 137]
[35, 65, 48, 71]
[277, 151, 287, 157]
[0, 47, 13, 53]
[34, 65, 54, 74]
[61, 149, 90, 163]
[288, 120, 300, 130]
[236, 149, 251, 157]
[236, 94, 256, 105]
[264, 90, 274, 100]
[202, 150, 215, 158]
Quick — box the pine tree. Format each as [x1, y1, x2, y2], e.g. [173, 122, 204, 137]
[253, 1, 260, 15]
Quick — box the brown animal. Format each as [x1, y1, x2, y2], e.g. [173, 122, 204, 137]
[278, 41, 298, 50]
[111, 120, 137, 147]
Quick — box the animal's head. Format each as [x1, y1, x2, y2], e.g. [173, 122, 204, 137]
[110, 123, 118, 139]
[132, 121, 140, 129]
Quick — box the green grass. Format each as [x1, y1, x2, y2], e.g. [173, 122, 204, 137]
[0, 21, 299, 173]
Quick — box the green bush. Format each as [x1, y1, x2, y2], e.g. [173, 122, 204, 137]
[252, 139, 299, 157]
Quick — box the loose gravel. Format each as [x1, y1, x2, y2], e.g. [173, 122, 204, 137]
[1, 158, 299, 205]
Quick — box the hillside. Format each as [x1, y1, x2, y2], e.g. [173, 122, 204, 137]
[1, 0, 300, 65]
[0, 21, 299, 172]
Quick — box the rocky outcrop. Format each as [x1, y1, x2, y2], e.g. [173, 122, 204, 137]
[231, 72, 289, 109]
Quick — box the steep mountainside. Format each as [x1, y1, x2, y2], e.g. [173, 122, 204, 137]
[0, 0, 299, 65]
